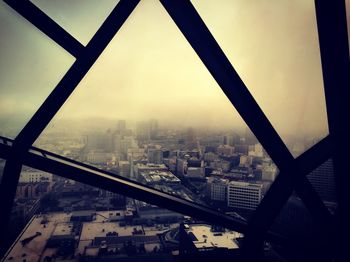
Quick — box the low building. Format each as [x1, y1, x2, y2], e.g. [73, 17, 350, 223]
[139, 170, 181, 186]
[19, 168, 53, 183]
[182, 223, 242, 251]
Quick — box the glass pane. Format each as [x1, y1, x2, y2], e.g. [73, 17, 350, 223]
[30, 0, 120, 45]
[2, 169, 244, 261]
[32, 0, 279, 216]
[191, 0, 329, 157]
[307, 158, 337, 213]
[0, 2, 74, 139]
[31, 0, 280, 217]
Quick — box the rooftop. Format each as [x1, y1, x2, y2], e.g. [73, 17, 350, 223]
[184, 224, 242, 250]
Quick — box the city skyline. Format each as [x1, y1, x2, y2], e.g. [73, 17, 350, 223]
[0, 0, 347, 260]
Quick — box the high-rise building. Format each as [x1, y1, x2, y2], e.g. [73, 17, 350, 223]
[223, 134, 235, 146]
[149, 119, 158, 139]
[85, 132, 112, 151]
[136, 121, 151, 141]
[176, 158, 187, 176]
[227, 181, 263, 210]
[147, 148, 163, 164]
[308, 159, 336, 203]
[118, 161, 131, 179]
[209, 178, 228, 202]
[116, 120, 126, 132]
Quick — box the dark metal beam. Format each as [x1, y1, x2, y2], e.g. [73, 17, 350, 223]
[161, 0, 295, 170]
[14, 0, 140, 151]
[315, 1, 350, 261]
[0, 139, 288, 244]
[242, 135, 333, 253]
[0, 156, 23, 253]
[3, 0, 85, 58]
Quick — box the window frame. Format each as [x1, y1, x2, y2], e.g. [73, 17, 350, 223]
[0, 0, 348, 260]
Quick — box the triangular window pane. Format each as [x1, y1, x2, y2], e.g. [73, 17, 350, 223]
[191, 0, 329, 157]
[34, 0, 278, 216]
[0, 2, 74, 138]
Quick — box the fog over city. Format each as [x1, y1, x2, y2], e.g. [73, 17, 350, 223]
[2, 0, 347, 140]
[0, 1, 347, 260]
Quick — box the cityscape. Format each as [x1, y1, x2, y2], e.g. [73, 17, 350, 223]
[0, 0, 344, 260]
[0, 118, 334, 261]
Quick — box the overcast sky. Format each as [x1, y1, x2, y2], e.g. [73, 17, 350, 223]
[1, 0, 347, 141]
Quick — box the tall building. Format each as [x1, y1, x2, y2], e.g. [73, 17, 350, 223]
[223, 134, 235, 146]
[136, 121, 151, 141]
[147, 148, 163, 164]
[149, 119, 158, 139]
[116, 120, 126, 132]
[85, 132, 112, 151]
[118, 161, 131, 179]
[209, 178, 228, 202]
[227, 181, 263, 210]
[186, 127, 198, 150]
[308, 159, 336, 203]
[176, 158, 187, 176]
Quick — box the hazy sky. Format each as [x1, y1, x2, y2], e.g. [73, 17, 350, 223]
[1, 0, 347, 141]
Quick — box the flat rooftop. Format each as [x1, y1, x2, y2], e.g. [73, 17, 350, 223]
[185, 224, 242, 250]
[4, 210, 180, 261]
[3, 212, 71, 262]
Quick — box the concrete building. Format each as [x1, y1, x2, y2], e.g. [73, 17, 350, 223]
[210, 160, 231, 172]
[139, 170, 181, 186]
[204, 152, 218, 162]
[227, 181, 263, 210]
[118, 160, 131, 178]
[176, 158, 187, 176]
[183, 223, 242, 251]
[248, 143, 264, 157]
[186, 167, 204, 178]
[239, 155, 253, 167]
[86, 151, 115, 164]
[147, 148, 163, 164]
[217, 145, 235, 156]
[134, 163, 168, 180]
[19, 169, 53, 183]
[208, 178, 228, 202]
[262, 164, 278, 182]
